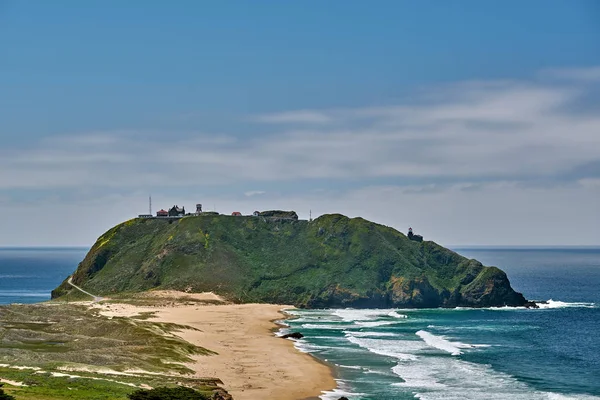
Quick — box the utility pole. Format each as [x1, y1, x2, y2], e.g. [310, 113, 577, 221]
[309, 209, 312, 222]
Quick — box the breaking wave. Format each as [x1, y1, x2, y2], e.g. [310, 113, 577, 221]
[416, 330, 476, 356]
[535, 299, 596, 309]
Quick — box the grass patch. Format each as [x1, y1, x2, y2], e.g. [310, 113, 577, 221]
[0, 303, 221, 399]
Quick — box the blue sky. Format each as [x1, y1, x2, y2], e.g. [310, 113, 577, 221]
[1, 1, 599, 246]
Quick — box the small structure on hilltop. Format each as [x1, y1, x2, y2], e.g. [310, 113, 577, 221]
[196, 204, 203, 215]
[156, 209, 169, 217]
[138, 214, 152, 218]
[408, 227, 424, 242]
[168, 205, 185, 217]
[231, 211, 242, 216]
[253, 211, 260, 217]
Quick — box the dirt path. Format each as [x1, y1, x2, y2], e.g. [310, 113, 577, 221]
[67, 276, 103, 302]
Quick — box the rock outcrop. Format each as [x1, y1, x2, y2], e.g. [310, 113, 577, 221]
[281, 332, 304, 339]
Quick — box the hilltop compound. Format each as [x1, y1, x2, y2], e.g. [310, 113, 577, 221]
[139, 204, 299, 221]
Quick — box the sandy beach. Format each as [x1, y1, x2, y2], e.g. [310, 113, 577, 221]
[94, 291, 335, 400]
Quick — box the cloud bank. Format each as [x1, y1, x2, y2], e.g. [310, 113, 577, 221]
[1, 67, 599, 246]
[3, 73, 599, 190]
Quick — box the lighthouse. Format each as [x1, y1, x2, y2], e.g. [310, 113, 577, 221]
[196, 204, 203, 215]
[408, 227, 423, 242]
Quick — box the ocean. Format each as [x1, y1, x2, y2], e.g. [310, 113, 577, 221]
[0, 247, 87, 304]
[1, 247, 599, 399]
[281, 247, 600, 400]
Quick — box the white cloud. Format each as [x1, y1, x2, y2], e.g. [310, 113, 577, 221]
[244, 190, 266, 197]
[2, 67, 599, 191]
[1, 66, 600, 246]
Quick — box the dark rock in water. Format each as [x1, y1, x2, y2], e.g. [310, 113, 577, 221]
[525, 301, 540, 309]
[338, 397, 349, 400]
[281, 332, 304, 339]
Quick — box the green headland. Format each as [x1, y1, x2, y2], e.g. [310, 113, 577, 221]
[52, 213, 528, 308]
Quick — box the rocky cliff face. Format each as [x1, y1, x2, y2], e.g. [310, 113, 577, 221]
[52, 214, 527, 308]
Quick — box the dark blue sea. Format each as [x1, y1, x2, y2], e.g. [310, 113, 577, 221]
[1, 247, 599, 399]
[0, 248, 87, 304]
[280, 247, 600, 400]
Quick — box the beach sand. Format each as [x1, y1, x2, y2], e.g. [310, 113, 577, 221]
[94, 292, 335, 400]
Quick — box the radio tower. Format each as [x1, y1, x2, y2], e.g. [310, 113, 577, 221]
[149, 195, 152, 215]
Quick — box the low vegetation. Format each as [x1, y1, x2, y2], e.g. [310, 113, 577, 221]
[0, 384, 15, 400]
[52, 213, 526, 308]
[127, 386, 208, 400]
[0, 303, 222, 400]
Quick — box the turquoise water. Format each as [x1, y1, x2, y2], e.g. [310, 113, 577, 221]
[282, 248, 600, 399]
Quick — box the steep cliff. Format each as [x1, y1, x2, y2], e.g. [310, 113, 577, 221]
[52, 214, 527, 308]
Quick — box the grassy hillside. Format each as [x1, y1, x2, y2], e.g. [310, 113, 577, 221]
[52, 214, 527, 308]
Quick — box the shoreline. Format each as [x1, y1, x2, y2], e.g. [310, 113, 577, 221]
[93, 292, 336, 400]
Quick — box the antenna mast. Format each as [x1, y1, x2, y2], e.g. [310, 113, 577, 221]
[149, 195, 152, 215]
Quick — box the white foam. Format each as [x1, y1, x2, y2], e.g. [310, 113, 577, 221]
[392, 355, 600, 400]
[392, 363, 448, 389]
[388, 311, 408, 318]
[343, 330, 398, 338]
[365, 368, 393, 376]
[392, 358, 532, 399]
[333, 308, 397, 321]
[301, 323, 355, 330]
[470, 299, 596, 311]
[545, 393, 600, 399]
[319, 387, 365, 400]
[345, 334, 421, 360]
[535, 299, 596, 309]
[355, 320, 400, 328]
[292, 339, 332, 353]
[336, 364, 363, 370]
[416, 330, 475, 356]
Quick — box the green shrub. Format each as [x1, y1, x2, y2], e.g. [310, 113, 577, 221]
[0, 384, 16, 400]
[127, 386, 208, 400]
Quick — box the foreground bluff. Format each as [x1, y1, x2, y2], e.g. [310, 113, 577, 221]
[52, 214, 527, 308]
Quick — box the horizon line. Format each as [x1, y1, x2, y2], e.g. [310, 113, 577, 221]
[1, 245, 599, 250]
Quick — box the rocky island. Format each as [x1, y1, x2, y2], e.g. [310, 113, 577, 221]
[52, 212, 528, 308]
